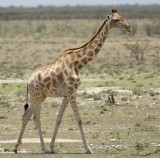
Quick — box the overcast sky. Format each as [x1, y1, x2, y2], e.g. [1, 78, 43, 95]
[0, 0, 159, 7]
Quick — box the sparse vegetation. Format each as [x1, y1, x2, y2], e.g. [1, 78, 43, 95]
[0, 5, 160, 158]
[145, 22, 160, 36]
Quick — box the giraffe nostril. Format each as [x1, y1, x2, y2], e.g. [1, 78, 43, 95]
[125, 25, 132, 32]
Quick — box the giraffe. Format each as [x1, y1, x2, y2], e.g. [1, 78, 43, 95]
[14, 10, 131, 154]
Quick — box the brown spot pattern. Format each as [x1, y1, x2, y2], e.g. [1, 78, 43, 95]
[50, 71, 56, 77]
[46, 82, 51, 90]
[87, 57, 93, 62]
[74, 60, 79, 66]
[57, 72, 64, 82]
[52, 78, 57, 87]
[81, 58, 88, 65]
[55, 66, 61, 73]
[76, 53, 82, 58]
[88, 51, 94, 57]
[77, 64, 83, 70]
[44, 76, 51, 83]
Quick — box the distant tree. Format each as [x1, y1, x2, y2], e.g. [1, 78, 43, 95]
[124, 41, 150, 61]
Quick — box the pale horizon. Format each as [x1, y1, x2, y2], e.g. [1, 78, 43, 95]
[0, 0, 159, 7]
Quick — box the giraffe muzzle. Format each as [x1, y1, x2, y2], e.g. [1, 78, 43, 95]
[125, 25, 132, 32]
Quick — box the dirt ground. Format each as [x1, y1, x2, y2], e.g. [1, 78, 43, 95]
[0, 18, 160, 158]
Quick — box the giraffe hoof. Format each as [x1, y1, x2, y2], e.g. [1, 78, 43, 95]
[13, 149, 17, 154]
[50, 150, 57, 154]
[85, 149, 93, 154]
[43, 150, 50, 154]
[43, 149, 56, 154]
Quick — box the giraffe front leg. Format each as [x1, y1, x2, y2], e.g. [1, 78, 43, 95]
[50, 97, 69, 153]
[67, 92, 93, 154]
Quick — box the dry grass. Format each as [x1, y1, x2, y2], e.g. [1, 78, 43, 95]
[0, 19, 160, 157]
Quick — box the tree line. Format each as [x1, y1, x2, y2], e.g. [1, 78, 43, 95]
[0, 5, 159, 20]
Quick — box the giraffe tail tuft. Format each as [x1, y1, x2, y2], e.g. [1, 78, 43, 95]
[24, 103, 29, 111]
[24, 83, 29, 111]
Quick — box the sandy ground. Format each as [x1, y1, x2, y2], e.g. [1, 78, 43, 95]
[0, 138, 82, 144]
[0, 138, 82, 154]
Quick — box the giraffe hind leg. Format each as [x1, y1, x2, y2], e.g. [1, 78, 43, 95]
[14, 104, 35, 153]
[33, 104, 49, 153]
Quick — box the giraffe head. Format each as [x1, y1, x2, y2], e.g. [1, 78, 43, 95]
[109, 9, 132, 32]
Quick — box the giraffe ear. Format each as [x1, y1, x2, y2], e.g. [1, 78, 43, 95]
[112, 9, 117, 14]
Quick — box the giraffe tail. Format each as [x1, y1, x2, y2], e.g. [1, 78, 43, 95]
[24, 83, 29, 111]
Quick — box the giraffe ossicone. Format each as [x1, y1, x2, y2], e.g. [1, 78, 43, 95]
[14, 10, 131, 154]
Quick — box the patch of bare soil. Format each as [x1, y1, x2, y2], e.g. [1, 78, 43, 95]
[0, 138, 82, 144]
[0, 79, 27, 84]
[0, 138, 82, 154]
[80, 87, 132, 94]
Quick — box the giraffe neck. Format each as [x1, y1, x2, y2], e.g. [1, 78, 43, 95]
[85, 19, 110, 57]
[72, 19, 111, 71]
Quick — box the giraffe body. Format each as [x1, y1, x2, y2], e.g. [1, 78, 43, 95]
[14, 10, 131, 154]
[28, 54, 81, 99]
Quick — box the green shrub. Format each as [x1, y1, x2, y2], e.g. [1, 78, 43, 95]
[132, 87, 144, 96]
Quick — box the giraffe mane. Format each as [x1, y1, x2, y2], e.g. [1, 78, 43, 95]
[64, 18, 109, 53]
[53, 17, 109, 62]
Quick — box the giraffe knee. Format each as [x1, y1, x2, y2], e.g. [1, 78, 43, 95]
[58, 120, 61, 126]
[78, 119, 82, 126]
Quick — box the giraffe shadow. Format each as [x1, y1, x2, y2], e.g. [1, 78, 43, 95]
[9, 149, 84, 155]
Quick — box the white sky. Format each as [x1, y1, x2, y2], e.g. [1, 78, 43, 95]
[0, 0, 159, 7]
